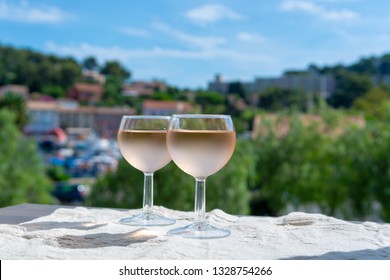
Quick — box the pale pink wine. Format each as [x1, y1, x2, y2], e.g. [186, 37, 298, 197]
[167, 129, 236, 178]
[118, 130, 171, 173]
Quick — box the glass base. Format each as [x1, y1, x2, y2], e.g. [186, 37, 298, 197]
[167, 222, 230, 239]
[119, 212, 176, 226]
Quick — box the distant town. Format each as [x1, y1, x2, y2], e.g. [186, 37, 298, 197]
[1, 43, 390, 206]
[0, 66, 389, 182]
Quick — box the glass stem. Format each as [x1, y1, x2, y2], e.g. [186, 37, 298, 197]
[194, 178, 206, 224]
[143, 172, 154, 215]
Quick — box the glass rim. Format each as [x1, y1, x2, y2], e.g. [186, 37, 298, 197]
[171, 114, 232, 119]
[121, 115, 171, 120]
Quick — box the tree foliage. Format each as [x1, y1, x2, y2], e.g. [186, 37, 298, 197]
[0, 44, 81, 92]
[353, 87, 390, 120]
[41, 85, 66, 99]
[195, 91, 226, 114]
[228, 81, 246, 99]
[3, 43, 390, 223]
[87, 139, 253, 215]
[258, 87, 312, 111]
[101, 75, 123, 105]
[0, 109, 54, 207]
[250, 108, 390, 221]
[100, 60, 131, 81]
[347, 56, 377, 75]
[0, 93, 29, 129]
[327, 71, 372, 108]
[82, 56, 100, 71]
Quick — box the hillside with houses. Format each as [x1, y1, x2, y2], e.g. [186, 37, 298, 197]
[1, 44, 390, 221]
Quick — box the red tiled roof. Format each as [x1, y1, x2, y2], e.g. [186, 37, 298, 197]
[73, 83, 103, 93]
[122, 81, 167, 97]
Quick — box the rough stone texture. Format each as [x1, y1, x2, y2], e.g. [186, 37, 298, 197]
[0, 206, 390, 259]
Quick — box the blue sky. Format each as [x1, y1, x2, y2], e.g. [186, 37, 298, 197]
[1, 0, 390, 89]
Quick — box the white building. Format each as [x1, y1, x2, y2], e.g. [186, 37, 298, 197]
[207, 73, 336, 99]
[26, 100, 135, 138]
[252, 74, 336, 99]
[207, 74, 229, 95]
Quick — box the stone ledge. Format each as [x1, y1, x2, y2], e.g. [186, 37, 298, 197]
[0, 204, 389, 260]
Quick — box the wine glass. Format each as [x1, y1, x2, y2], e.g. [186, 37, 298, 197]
[117, 115, 175, 226]
[166, 114, 236, 238]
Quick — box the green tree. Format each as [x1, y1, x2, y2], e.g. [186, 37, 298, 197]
[239, 107, 262, 131]
[166, 86, 191, 101]
[251, 114, 332, 216]
[353, 87, 390, 120]
[367, 122, 390, 220]
[378, 54, 390, 75]
[46, 165, 71, 182]
[149, 87, 191, 102]
[258, 87, 310, 111]
[59, 58, 82, 89]
[0, 109, 54, 206]
[82, 56, 100, 71]
[0, 44, 82, 92]
[87, 139, 252, 215]
[0, 93, 29, 129]
[101, 75, 123, 105]
[348, 56, 377, 75]
[250, 109, 390, 221]
[100, 60, 130, 81]
[152, 92, 174, 101]
[195, 91, 226, 114]
[228, 81, 246, 99]
[327, 71, 372, 108]
[86, 159, 193, 210]
[41, 85, 66, 99]
[206, 139, 254, 214]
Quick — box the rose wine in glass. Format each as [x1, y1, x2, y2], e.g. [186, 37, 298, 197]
[117, 115, 175, 226]
[167, 114, 236, 238]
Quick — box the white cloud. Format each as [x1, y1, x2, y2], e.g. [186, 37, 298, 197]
[0, 0, 70, 23]
[280, 0, 359, 23]
[45, 40, 271, 63]
[46, 40, 271, 88]
[332, 28, 390, 48]
[153, 22, 226, 50]
[332, 28, 357, 43]
[185, 4, 243, 25]
[238, 32, 265, 43]
[120, 27, 149, 38]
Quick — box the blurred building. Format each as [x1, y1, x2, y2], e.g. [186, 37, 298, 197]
[142, 100, 194, 115]
[0, 84, 29, 99]
[251, 74, 336, 99]
[207, 74, 229, 95]
[60, 106, 135, 138]
[26, 100, 135, 138]
[67, 82, 104, 104]
[82, 70, 106, 85]
[207, 73, 336, 99]
[24, 101, 67, 145]
[26, 101, 60, 129]
[94, 107, 136, 138]
[122, 81, 167, 97]
[252, 114, 365, 139]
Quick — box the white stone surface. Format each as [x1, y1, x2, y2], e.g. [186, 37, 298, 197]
[0, 206, 390, 259]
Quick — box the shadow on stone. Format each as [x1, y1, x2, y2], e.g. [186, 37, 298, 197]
[282, 246, 390, 260]
[56, 228, 159, 249]
[22, 221, 107, 231]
